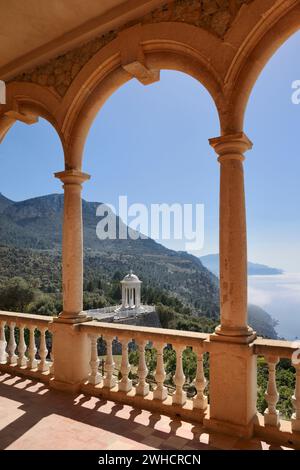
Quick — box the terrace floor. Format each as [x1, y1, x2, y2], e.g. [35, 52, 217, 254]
[0, 373, 293, 450]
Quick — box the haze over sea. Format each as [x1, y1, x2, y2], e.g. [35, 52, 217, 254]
[248, 273, 300, 340]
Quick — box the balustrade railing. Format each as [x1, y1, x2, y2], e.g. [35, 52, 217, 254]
[254, 338, 300, 437]
[80, 321, 209, 422]
[0, 310, 300, 446]
[0, 311, 53, 378]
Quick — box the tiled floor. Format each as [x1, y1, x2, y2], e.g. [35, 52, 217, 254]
[0, 373, 292, 450]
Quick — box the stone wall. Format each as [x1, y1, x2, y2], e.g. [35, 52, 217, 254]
[11, 0, 254, 97]
[115, 310, 161, 328]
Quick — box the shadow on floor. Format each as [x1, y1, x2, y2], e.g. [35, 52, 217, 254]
[0, 373, 286, 450]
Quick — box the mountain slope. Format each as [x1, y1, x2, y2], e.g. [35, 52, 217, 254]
[248, 304, 278, 339]
[0, 194, 13, 213]
[200, 254, 283, 276]
[0, 194, 220, 317]
[0, 193, 177, 253]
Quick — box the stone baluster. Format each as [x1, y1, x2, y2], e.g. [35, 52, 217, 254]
[292, 363, 300, 432]
[28, 325, 37, 369]
[172, 345, 186, 405]
[136, 340, 149, 396]
[89, 335, 101, 385]
[119, 338, 132, 392]
[7, 322, 17, 365]
[153, 342, 167, 401]
[264, 355, 280, 427]
[103, 336, 116, 388]
[38, 327, 49, 372]
[0, 320, 7, 363]
[50, 350, 55, 375]
[17, 324, 28, 367]
[193, 349, 208, 410]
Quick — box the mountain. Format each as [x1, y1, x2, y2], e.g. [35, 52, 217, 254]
[0, 193, 13, 213]
[0, 193, 175, 253]
[200, 254, 283, 276]
[247, 262, 283, 276]
[248, 304, 278, 339]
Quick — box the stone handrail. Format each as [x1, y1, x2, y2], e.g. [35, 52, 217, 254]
[80, 320, 209, 346]
[0, 310, 53, 328]
[254, 337, 300, 359]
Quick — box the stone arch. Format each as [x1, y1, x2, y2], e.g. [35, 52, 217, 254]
[59, 22, 226, 169]
[0, 81, 66, 154]
[223, 1, 300, 133]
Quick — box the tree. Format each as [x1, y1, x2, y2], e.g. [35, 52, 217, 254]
[112, 271, 123, 281]
[0, 277, 36, 311]
[156, 303, 175, 328]
[28, 294, 61, 316]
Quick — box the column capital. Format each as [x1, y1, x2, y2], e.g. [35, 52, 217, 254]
[209, 132, 252, 161]
[54, 169, 90, 185]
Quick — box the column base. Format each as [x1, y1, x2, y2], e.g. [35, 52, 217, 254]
[212, 324, 256, 344]
[205, 337, 257, 438]
[54, 311, 92, 324]
[203, 411, 255, 439]
[49, 321, 91, 388]
[49, 377, 82, 394]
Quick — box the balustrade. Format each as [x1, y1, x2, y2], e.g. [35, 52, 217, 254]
[0, 312, 52, 375]
[0, 312, 299, 447]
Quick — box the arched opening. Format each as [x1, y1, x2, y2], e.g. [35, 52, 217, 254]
[78, 68, 221, 393]
[0, 118, 64, 315]
[244, 29, 300, 420]
[245, 30, 300, 341]
[81, 70, 221, 328]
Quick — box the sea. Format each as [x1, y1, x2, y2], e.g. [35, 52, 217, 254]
[248, 273, 300, 340]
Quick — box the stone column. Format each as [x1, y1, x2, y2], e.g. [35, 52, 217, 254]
[204, 133, 257, 438]
[55, 169, 90, 322]
[209, 132, 255, 341]
[50, 169, 91, 393]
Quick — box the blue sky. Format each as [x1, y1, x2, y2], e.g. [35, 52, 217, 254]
[0, 32, 300, 272]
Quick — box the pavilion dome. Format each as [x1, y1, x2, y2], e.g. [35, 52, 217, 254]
[122, 270, 141, 283]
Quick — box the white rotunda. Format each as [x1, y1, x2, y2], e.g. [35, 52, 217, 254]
[120, 270, 142, 309]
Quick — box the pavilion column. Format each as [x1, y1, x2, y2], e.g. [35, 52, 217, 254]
[209, 132, 255, 340]
[204, 132, 257, 439]
[49, 169, 91, 393]
[122, 285, 126, 308]
[55, 169, 90, 321]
